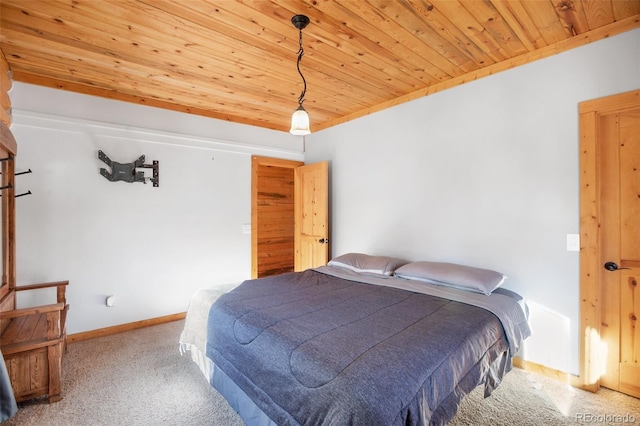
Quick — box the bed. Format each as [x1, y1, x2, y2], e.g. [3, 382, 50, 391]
[180, 253, 530, 425]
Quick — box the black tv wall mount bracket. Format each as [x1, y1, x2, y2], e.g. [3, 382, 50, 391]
[98, 150, 159, 187]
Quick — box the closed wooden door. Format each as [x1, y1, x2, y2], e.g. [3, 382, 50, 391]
[598, 106, 640, 398]
[294, 161, 328, 271]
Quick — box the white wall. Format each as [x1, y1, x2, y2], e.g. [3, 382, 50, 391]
[9, 83, 303, 334]
[304, 28, 640, 376]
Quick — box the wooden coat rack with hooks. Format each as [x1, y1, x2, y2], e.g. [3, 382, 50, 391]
[0, 156, 32, 198]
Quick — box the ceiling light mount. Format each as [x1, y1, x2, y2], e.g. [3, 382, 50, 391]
[289, 14, 311, 136]
[291, 14, 310, 31]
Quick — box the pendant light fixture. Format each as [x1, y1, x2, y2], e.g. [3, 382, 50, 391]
[289, 14, 311, 136]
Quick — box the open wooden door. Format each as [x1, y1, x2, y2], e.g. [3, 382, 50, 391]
[580, 89, 640, 397]
[294, 161, 329, 271]
[252, 157, 329, 278]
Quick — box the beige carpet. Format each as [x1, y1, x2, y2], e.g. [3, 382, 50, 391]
[4, 320, 640, 426]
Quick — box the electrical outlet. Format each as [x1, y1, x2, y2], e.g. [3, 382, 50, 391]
[106, 295, 115, 307]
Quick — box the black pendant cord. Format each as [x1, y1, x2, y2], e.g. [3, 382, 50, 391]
[296, 28, 306, 107]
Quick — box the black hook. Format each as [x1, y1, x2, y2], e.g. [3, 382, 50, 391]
[15, 169, 32, 176]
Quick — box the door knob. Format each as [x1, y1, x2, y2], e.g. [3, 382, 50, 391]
[319, 238, 329, 244]
[604, 261, 630, 271]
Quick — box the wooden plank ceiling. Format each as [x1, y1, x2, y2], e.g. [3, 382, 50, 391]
[1, 0, 639, 133]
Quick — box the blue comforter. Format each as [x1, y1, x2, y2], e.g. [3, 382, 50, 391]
[206, 267, 530, 425]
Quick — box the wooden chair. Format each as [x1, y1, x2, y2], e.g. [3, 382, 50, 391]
[0, 281, 69, 403]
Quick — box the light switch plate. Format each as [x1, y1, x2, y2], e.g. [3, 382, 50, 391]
[566, 234, 580, 251]
[242, 224, 251, 234]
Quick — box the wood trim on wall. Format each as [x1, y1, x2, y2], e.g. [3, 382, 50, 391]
[513, 357, 580, 388]
[12, 70, 283, 132]
[578, 89, 640, 392]
[67, 312, 186, 343]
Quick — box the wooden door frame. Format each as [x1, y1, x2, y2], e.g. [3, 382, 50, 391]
[579, 89, 640, 392]
[251, 155, 303, 279]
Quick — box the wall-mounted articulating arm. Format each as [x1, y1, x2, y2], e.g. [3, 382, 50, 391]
[98, 150, 159, 187]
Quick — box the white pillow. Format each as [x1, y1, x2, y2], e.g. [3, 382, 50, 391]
[394, 261, 507, 295]
[328, 253, 409, 276]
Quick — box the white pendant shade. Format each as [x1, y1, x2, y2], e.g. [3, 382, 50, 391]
[290, 105, 310, 135]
